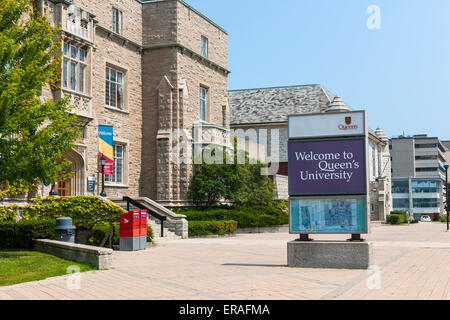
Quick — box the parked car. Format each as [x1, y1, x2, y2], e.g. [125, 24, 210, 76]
[420, 215, 432, 222]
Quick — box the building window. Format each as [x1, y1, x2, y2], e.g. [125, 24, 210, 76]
[415, 143, 437, 149]
[105, 144, 124, 184]
[200, 86, 208, 121]
[413, 198, 439, 208]
[416, 167, 438, 172]
[415, 155, 438, 160]
[62, 42, 87, 94]
[393, 199, 410, 209]
[412, 180, 439, 193]
[105, 67, 125, 110]
[112, 8, 122, 34]
[201, 36, 208, 58]
[392, 181, 409, 194]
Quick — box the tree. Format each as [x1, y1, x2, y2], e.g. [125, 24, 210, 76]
[188, 138, 274, 207]
[0, 0, 81, 195]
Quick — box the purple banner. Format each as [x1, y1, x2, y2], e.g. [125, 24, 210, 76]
[288, 139, 366, 196]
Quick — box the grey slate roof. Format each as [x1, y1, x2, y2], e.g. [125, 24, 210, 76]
[229, 84, 334, 125]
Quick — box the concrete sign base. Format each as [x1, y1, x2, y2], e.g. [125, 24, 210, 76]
[287, 240, 373, 270]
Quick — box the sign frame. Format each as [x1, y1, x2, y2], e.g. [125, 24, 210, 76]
[289, 195, 369, 235]
[287, 110, 370, 235]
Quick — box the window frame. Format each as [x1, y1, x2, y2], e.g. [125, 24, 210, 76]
[105, 144, 125, 185]
[105, 66, 126, 110]
[112, 8, 123, 35]
[199, 86, 208, 122]
[201, 36, 208, 58]
[62, 42, 88, 94]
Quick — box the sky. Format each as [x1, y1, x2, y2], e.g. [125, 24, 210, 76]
[185, 0, 450, 141]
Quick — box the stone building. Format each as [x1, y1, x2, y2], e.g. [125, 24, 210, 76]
[229, 85, 392, 221]
[35, 0, 230, 206]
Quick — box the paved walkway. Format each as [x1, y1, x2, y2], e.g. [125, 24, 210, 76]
[1, 222, 450, 300]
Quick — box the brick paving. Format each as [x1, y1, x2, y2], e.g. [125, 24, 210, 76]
[1, 222, 450, 300]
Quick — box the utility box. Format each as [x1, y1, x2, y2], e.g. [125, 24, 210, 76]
[120, 210, 141, 251]
[55, 217, 76, 243]
[139, 210, 148, 250]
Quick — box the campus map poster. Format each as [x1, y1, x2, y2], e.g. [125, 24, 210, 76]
[290, 198, 367, 234]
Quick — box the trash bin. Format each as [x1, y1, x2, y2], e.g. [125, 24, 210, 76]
[55, 217, 76, 243]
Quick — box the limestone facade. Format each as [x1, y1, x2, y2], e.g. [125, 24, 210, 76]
[37, 0, 229, 205]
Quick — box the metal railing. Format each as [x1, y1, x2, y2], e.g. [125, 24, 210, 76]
[123, 196, 167, 238]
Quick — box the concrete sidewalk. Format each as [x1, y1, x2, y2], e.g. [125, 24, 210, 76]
[1, 222, 450, 300]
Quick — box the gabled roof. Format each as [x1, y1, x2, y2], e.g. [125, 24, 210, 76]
[229, 84, 334, 125]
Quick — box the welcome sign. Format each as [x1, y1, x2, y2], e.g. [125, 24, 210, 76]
[288, 139, 366, 196]
[288, 111, 369, 235]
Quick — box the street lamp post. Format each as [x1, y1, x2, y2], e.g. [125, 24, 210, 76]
[445, 165, 449, 232]
[100, 155, 107, 197]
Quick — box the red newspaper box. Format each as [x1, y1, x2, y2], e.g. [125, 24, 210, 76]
[139, 210, 148, 237]
[120, 210, 141, 238]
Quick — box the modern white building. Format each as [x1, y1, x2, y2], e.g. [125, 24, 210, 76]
[390, 135, 447, 219]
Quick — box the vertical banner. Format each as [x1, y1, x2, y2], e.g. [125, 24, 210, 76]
[98, 125, 114, 174]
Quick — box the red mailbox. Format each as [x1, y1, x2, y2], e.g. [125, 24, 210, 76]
[120, 210, 141, 238]
[139, 210, 148, 237]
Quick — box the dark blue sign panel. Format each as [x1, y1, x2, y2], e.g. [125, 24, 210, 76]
[288, 139, 366, 196]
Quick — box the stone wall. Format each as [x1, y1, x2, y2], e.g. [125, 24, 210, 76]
[33, 0, 229, 205]
[74, 0, 143, 44]
[141, 0, 229, 205]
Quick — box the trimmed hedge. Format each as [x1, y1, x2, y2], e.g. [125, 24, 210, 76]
[189, 220, 237, 236]
[173, 200, 289, 229]
[0, 220, 56, 249]
[388, 213, 406, 225]
[89, 222, 154, 247]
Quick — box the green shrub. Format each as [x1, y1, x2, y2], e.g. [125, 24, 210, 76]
[0, 220, 56, 249]
[388, 215, 400, 225]
[174, 201, 289, 229]
[441, 215, 449, 223]
[1, 196, 126, 228]
[388, 213, 406, 225]
[189, 220, 237, 236]
[391, 211, 407, 222]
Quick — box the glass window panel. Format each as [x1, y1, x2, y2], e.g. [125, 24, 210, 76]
[79, 65, 85, 93]
[105, 80, 110, 105]
[112, 9, 117, 33]
[79, 49, 86, 62]
[110, 83, 117, 107]
[70, 61, 77, 91]
[63, 43, 69, 56]
[117, 84, 123, 109]
[106, 67, 110, 81]
[70, 45, 78, 59]
[118, 11, 122, 34]
[62, 59, 68, 88]
[110, 69, 116, 82]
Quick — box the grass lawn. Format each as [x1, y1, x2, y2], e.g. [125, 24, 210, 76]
[0, 251, 97, 287]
